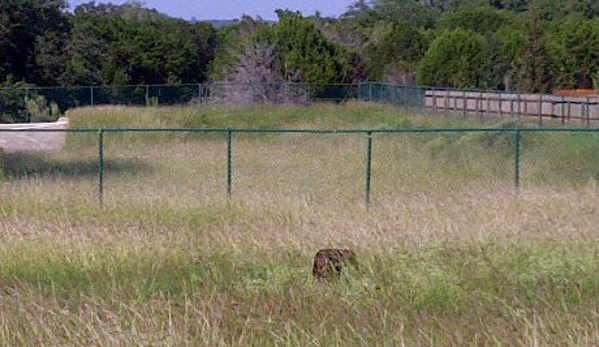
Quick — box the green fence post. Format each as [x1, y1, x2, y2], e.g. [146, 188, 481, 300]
[404, 85, 408, 112]
[147, 85, 150, 103]
[227, 128, 232, 201]
[513, 129, 520, 189]
[0, 147, 4, 181]
[358, 81, 362, 100]
[585, 96, 590, 127]
[517, 92, 522, 120]
[365, 131, 373, 208]
[90, 86, 94, 106]
[198, 84, 203, 105]
[538, 94, 543, 126]
[98, 128, 104, 205]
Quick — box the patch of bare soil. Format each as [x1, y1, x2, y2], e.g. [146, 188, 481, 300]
[0, 117, 69, 153]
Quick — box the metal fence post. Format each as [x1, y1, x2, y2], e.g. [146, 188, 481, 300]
[357, 82, 361, 100]
[404, 85, 408, 112]
[462, 90, 467, 118]
[98, 128, 104, 205]
[513, 129, 520, 189]
[538, 94, 543, 126]
[227, 128, 233, 201]
[198, 84, 203, 105]
[585, 96, 590, 127]
[0, 147, 4, 181]
[25, 88, 31, 123]
[517, 92, 522, 121]
[145, 85, 150, 106]
[365, 131, 373, 208]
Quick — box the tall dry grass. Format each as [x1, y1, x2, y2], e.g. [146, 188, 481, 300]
[0, 104, 597, 345]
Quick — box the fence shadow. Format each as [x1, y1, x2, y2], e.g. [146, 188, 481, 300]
[2, 152, 150, 179]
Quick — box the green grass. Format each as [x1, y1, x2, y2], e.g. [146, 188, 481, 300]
[0, 103, 597, 345]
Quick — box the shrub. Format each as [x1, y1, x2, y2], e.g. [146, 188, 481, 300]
[418, 29, 487, 89]
[25, 95, 60, 122]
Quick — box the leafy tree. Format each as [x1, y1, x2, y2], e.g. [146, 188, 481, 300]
[436, 6, 510, 35]
[262, 10, 353, 84]
[417, 28, 487, 88]
[207, 16, 265, 81]
[35, 29, 72, 85]
[342, 0, 378, 25]
[0, 80, 33, 123]
[371, 0, 438, 28]
[0, 0, 70, 84]
[488, 0, 599, 19]
[378, 21, 428, 63]
[489, 0, 528, 11]
[68, 2, 216, 85]
[436, 6, 514, 89]
[498, 8, 559, 92]
[364, 21, 428, 82]
[61, 20, 106, 85]
[563, 0, 599, 19]
[553, 17, 599, 89]
[529, 0, 599, 20]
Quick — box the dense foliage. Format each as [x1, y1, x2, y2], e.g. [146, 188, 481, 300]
[1, 0, 598, 95]
[418, 29, 487, 88]
[1, 1, 216, 87]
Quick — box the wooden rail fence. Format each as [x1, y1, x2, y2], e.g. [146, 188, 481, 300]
[425, 90, 599, 126]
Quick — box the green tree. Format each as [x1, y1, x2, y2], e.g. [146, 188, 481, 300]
[436, 6, 510, 35]
[553, 17, 599, 89]
[529, 0, 599, 20]
[417, 28, 487, 88]
[436, 6, 514, 89]
[0, 0, 70, 84]
[498, 8, 559, 93]
[68, 2, 216, 85]
[489, 0, 528, 11]
[364, 21, 428, 82]
[263, 11, 353, 84]
[371, 0, 437, 28]
[207, 16, 264, 81]
[61, 20, 106, 85]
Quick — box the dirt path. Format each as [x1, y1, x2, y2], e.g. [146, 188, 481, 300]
[0, 117, 69, 152]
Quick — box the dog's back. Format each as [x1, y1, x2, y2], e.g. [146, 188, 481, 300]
[312, 248, 357, 280]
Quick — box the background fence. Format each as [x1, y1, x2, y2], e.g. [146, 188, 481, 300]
[1, 127, 596, 208]
[2, 83, 598, 126]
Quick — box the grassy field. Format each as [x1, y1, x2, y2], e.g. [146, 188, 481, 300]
[1, 103, 598, 346]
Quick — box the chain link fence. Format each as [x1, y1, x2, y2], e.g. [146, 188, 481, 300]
[1, 128, 596, 208]
[2, 83, 598, 126]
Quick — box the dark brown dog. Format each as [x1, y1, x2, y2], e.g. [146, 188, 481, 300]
[312, 249, 358, 280]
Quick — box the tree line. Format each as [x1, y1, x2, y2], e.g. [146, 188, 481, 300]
[1, 0, 598, 95]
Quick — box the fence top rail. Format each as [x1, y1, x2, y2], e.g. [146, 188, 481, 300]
[0, 127, 597, 133]
[0, 83, 204, 91]
[0, 81, 594, 92]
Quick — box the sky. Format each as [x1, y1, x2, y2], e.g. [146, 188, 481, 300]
[67, 0, 357, 21]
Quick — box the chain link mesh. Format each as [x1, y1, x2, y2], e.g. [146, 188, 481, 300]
[1, 128, 596, 208]
[3, 83, 598, 125]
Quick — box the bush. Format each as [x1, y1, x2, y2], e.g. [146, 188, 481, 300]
[1, 82, 60, 123]
[25, 95, 60, 122]
[417, 29, 487, 89]
[0, 82, 30, 123]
